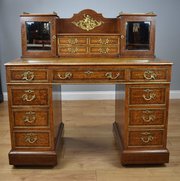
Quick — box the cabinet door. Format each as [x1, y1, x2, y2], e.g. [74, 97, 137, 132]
[120, 15, 156, 58]
[21, 15, 57, 57]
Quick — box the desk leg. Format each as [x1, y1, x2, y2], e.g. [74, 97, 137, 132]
[114, 84, 169, 165]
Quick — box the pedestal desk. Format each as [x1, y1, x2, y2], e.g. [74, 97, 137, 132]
[5, 57, 172, 166]
[5, 9, 173, 166]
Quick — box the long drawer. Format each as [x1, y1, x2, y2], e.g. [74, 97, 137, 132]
[53, 68, 125, 83]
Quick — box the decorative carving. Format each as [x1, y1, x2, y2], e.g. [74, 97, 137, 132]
[72, 14, 104, 31]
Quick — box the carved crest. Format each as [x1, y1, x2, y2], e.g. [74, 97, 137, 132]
[72, 14, 104, 31]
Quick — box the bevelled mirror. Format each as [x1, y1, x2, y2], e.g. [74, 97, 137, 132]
[120, 13, 156, 58]
[26, 21, 51, 51]
[20, 14, 58, 58]
[126, 21, 150, 50]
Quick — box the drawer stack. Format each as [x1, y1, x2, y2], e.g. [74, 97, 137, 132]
[125, 67, 171, 150]
[6, 68, 54, 151]
[57, 35, 120, 57]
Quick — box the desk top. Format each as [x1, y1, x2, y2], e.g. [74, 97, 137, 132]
[5, 57, 173, 66]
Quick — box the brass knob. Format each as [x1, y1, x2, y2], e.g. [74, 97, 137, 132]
[120, 35, 125, 39]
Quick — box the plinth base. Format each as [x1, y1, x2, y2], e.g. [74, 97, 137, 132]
[113, 122, 169, 165]
[9, 123, 64, 166]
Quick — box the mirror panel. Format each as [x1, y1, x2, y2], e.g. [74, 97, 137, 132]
[126, 21, 150, 50]
[26, 21, 51, 51]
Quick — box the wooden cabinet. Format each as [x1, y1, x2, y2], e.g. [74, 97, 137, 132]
[20, 9, 156, 58]
[21, 14, 58, 57]
[119, 13, 156, 57]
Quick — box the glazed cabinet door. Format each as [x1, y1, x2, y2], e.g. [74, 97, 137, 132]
[21, 14, 58, 57]
[120, 14, 156, 57]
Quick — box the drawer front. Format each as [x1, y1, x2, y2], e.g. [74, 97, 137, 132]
[58, 46, 88, 54]
[12, 110, 49, 127]
[128, 130, 164, 147]
[9, 69, 48, 83]
[89, 46, 119, 54]
[129, 109, 166, 126]
[58, 36, 88, 45]
[11, 88, 49, 106]
[129, 87, 166, 105]
[129, 69, 169, 82]
[53, 68, 125, 82]
[14, 131, 50, 148]
[90, 37, 119, 45]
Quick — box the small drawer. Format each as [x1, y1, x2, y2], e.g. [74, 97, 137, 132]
[129, 87, 166, 105]
[58, 36, 88, 45]
[8, 69, 48, 83]
[58, 46, 88, 54]
[129, 68, 169, 82]
[129, 109, 166, 126]
[53, 68, 125, 82]
[14, 131, 50, 148]
[89, 46, 119, 54]
[12, 109, 49, 128]
[90, 37, 119, 45]
[11, 88, 49, 106]
[128, 130, 164, 147]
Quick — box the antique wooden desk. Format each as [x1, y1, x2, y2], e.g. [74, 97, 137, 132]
[5, 9, 172, 166]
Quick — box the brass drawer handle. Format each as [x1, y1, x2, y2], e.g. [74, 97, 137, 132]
[142, 89, 156, 101]
[22, 90, 36, 102]
[105, 72, 120, 80]
[23, 111, 36, 124]
[99, 47, 109, 54]
[141, 132, 154, 143]
[22, 71, 34, 81]
[52, 35, 56, 40]
[68, 47, 78, 53]
[25, 133, 38, 144]
[68, 38, 78, 44]
[57, 72, 73, 80]
[144, 70, 157, 80]
[142, 110, 155, 123]
[98, 38, 109, 44]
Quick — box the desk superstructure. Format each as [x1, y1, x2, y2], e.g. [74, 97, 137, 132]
[5, 9, 172, 166]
